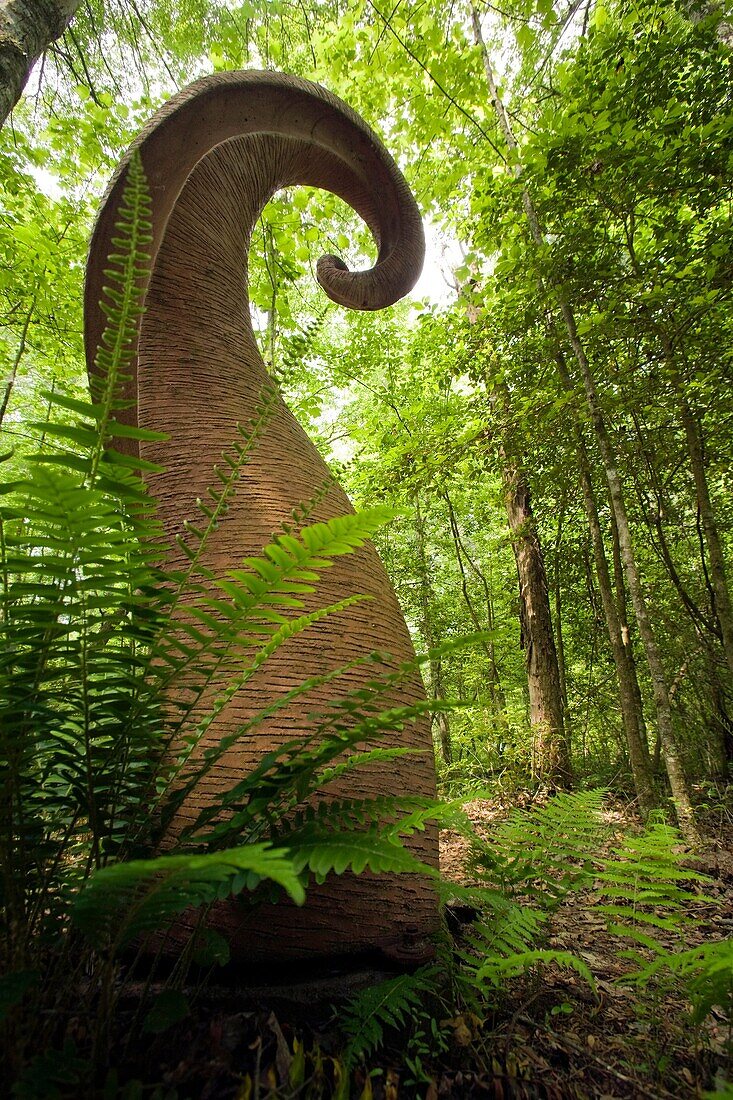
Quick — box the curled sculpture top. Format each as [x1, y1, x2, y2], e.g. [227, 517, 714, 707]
[84, 71, 437, 963]
[85, 69, 425, 411]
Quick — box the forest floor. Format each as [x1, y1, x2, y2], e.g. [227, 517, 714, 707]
[435, 792, 733, 1099]
[117, 793, 733, 1100]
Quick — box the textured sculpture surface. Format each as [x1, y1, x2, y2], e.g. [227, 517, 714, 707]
[84, 71, 439, 961]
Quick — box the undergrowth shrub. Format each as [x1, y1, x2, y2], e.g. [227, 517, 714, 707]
[338, 791, 606, 1070]
[339, 792, 732, 1092]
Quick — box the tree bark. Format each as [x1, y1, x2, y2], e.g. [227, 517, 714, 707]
[0, 293, 34, 427]
[504, 463, 571, 788]
[553, 496, 569, 713]
[414, 493, 452, 765]
[678, 389, 733, 681]
[554, 355, 656, 817]
[0, 0, 81, 127]
[442, 489, 507, 724]
[620, 221, 733, 685]
[557, 303, 700, 842]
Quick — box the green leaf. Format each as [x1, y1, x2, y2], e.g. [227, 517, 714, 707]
[73, 843, 306, 950]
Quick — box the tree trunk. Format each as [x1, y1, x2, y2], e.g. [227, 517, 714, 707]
[677, 389, 733, 682]
[0, 293, 34, 427]
[620, 224, 733, 685]
[0, 0, 81, 127]
[442, 489, 507, 724]
[504, 463, 572, 788]
[554, 355, 655, 817]
[553, 496, 569, 713]
[559, 304, 699, 841]
[414, 493, 452, 765]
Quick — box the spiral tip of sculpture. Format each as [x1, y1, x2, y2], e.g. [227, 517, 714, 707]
[316, 231, 426, 311]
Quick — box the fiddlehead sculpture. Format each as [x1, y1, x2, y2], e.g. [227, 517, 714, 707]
[84, 72, 438, 962]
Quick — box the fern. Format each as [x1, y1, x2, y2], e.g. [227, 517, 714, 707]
[339, 965, 443, 1065]
[169, 382, 279, 598]
[90, 150, 153, 462]
[588, 816, 731, 1036]
[475, 945, 595, 990]
[595, 817, 713, 955]
[624, 938, 733, 1024]
[469, 788, 607, 909]
[72, 842, 306, 951]
[445, 791, 606, 1007]
[272, 308, 329, 390]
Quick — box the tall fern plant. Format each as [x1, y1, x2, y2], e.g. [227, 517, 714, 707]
[0, 155, 444, 1084]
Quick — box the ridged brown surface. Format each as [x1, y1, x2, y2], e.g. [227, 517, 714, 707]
[84, 73, 438, 961]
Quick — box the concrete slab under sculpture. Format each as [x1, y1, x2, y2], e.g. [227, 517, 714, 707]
[84, 72, 439, 962]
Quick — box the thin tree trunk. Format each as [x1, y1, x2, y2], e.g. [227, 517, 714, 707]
[703, 646, 733, 774]
[629, 407, 719, 640]
[554, 355, 656, 817]
[504, 462, 571, 788]
[678, 390, 733, 681]
[620, 220, 733, 685]
[557, 303, 699, 841]
[608, 504, 649, 746]
[471, 5, 699, 842]
[413, 493, 452, 765]
[468, 359, 569, 785]
[0, 0, 82, 127]
[442, 489, 507, 721]
[0, 295, 34, 428]
[553, 496, 569, 713]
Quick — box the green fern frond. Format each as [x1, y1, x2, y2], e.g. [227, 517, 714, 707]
[476, 948, 596, 990]
[339, 965, 442, 1065]
[151, 507, 399, 747]
[287, 823, 434, 882]
[446, 792, 606, 1010]
[595, 819, 713, 954]
[460, 897, 547, 962]
[71, 842, 305, 951]
[288, 792, 426, 832]
[91, 151, 152, 403]
[163, 594, 368, 811]
[622, 937, 733, 1024]
[470, 788, 606, 909]
[171, 383, 279, 590]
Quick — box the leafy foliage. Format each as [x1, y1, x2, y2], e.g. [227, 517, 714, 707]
[339, 965, 444, 1065]
[72, 842, 307, 950]
[630, 937, 733, 1026]
[469, 788, 607, 905]
[448, 791, 605, 999]
[596, 817, 713, 952]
